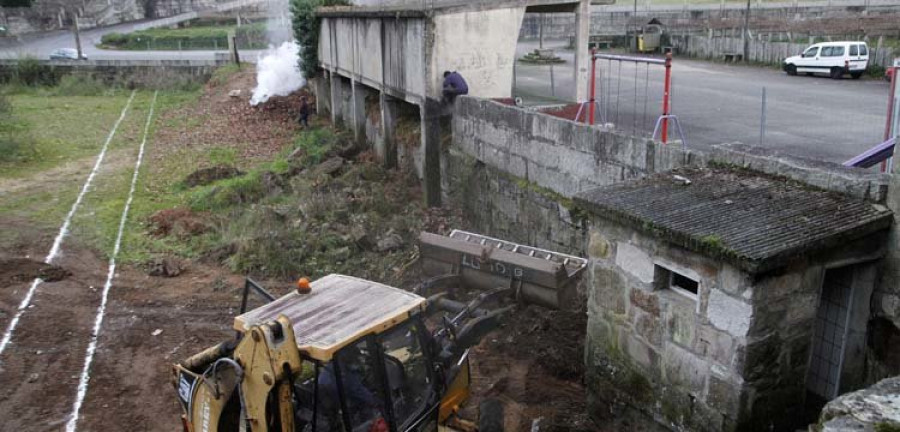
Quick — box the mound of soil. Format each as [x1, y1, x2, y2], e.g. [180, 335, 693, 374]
[495, 304, 587, 381]
[152, 66, 313, 165]
[183, 165, 243, 187]
[0, 258, 70, 284]
[148, 208, 210, 238]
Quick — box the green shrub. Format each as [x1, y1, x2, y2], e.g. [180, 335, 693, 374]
[189, 172, 266, 211]
[0, 94, 36, 162]
[100, 32, 128, 46]
[14, 56, 58, 86]
[53, 74, 110, 96]
[208, 147, 238, 166]
[290, 128, 337, 167]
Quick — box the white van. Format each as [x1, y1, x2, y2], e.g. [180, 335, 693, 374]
[783, 41, 869, 79]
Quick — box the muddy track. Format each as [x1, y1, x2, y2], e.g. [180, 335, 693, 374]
[0, 246, 109, 430]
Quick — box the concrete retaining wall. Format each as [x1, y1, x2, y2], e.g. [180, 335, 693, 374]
[0, 58, 229, 87]
[451, 96, 704, 199]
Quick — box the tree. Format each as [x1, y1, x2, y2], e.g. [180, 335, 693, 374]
[290, 0, 348, 79]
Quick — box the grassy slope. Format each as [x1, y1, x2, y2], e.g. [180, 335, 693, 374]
[0, 90, 163, 248]
[0, 91, 133, 178]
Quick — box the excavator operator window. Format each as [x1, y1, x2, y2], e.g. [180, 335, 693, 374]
[380, 320, 435, 430]
[333, 337, 389, 432]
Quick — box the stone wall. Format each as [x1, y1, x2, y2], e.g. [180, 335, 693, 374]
[581, 215, 886, 431]
[447, 95, 899, 431]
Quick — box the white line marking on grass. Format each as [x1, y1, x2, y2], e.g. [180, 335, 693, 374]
[66, 91, 157, 432]
[0, 90, 137, 358]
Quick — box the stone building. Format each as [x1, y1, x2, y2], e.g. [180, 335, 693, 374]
[573, 166, 894, 431]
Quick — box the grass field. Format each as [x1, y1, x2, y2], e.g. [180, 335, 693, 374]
[99, 22, 267, 51]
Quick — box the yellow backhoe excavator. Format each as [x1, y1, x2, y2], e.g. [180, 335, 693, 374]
[172, 230, 586, 432]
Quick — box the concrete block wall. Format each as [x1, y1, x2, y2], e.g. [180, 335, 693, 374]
[451, 96, 704, 199]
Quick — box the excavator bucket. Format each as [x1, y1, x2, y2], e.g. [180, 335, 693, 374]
[419, 230, 587, 310]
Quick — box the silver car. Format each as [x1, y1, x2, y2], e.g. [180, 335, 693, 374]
[49, 48, 87, 60]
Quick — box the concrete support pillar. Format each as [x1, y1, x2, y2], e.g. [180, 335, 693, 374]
[380, 92, 399, 169]
[329, 72, 342, 126]
[420, 99, 444, 208]
[573, 0, 590, 102]
[351, 80, 367, 146]
[315, 74, 331, 117]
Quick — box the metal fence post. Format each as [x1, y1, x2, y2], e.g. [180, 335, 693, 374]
[760, 86, 767, 146]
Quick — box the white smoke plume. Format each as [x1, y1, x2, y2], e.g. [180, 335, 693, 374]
[250, 41, 306, 106]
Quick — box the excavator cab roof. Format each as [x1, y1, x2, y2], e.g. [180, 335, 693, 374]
[233, 274, 426, 362]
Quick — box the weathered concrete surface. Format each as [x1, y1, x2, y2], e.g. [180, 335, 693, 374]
[817, 376, 900, 432]
[320, 0, 595, 102]
[452, 96, 705, 198]
[428, 7, 525, 100]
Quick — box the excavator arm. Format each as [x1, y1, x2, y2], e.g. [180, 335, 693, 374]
[173, 315, 303, 432]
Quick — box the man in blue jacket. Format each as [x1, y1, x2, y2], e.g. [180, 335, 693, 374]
[442, 70, 469, 103]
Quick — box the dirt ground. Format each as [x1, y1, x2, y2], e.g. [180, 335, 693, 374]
[0, 70, 598, 431]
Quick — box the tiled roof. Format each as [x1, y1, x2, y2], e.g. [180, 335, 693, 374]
[575, 167, 893, 273]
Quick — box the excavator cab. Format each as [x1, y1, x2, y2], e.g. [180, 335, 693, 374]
[301, 316, 442, 432]
[174, 274, 468, 432]
[173, 230, 586, 432]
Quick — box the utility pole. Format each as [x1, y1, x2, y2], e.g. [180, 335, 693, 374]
[539, 13, 544, 49]
[742, 0, 751, 62]
[73, 14, 83, 60]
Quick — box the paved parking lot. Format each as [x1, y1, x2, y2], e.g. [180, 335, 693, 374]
[515, 40, 893, 164]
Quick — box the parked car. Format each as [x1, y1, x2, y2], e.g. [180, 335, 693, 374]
[49, 48, 87, 60]
[782, 41, 868, 79]
[886, 58, 900, 82]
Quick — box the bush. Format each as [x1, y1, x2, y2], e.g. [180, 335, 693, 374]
[101, 32, 128, 46]
[53, 74, 110, 96]
[14, 56, 58, 86]
[0, 94, 36, 163]
[189, 172, 266, 211]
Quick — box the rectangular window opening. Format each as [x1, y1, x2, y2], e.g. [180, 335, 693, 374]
[671, 272, 699, 296]
[655, 264, 699, 300]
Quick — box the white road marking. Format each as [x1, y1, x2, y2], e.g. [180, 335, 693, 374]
[0, 90, 137, 358]
[66, 91, 158, 432]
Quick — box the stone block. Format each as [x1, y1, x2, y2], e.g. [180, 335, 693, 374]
[706, 373, 742, 418]
[615, 242, 655, 284]
[663, 342, 709, 397]
[625, 331, 659, 370]
[707, 289, 752, 337]
[592, 265, 628, 316]
[667, 301, 697, 348]
[633, 308, 663, 348]
[631, 288, 661, 317]
[697, 325, 737, 369]
[717, 265, 752, 298]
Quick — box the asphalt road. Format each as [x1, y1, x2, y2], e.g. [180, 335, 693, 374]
[515, 39, 893, 164]
[0, 19, 264, 62]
